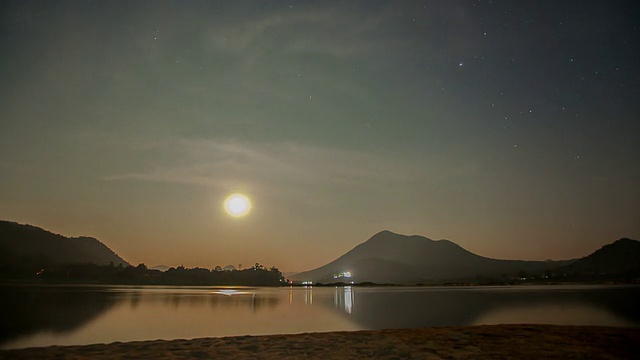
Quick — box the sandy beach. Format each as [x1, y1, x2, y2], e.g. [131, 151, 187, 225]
[1, 324, 639, 359]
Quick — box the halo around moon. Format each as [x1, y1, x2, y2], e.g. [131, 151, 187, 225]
[224, 193, 252, 217]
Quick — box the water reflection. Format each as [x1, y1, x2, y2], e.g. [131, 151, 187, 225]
[334, 286, 354, 314]
[346, 287, 492, 327]
[304, 286, 313, 305]
[289, 286, 314, 305]
[0, 285, 117, 345]
[114, 287, 278, 312]
[210, 289, 251, 296]
[343, 285, 640, 329]
[0, 285, 358, 349]
[1, 284, 638, 349]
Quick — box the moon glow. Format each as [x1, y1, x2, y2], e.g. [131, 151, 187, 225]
[224, 194, 252, 217]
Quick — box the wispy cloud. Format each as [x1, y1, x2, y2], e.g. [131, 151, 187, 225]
[107, 138, 421, 192]
[205, 7, 401, 60]
[195, 6, 404, 106]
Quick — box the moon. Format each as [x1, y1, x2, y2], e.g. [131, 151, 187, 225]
[224, 193, 252, 217]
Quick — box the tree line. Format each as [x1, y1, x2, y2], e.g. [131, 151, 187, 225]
[0, 262, 286, 286]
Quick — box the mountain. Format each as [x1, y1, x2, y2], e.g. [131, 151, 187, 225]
[558, 238, 640, 276]
[0, 220, 129, 269]
[291, 230, 575, 284]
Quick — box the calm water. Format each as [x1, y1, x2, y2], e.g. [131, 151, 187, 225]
[1, 284, 639, 349]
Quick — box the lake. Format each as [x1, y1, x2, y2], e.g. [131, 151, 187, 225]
[1, 284, 639, 349]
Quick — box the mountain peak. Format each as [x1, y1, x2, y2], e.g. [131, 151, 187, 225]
[292, 230, 486, 283]
[597, 238, 639, 252]
[367, 230, 434, 244]
[371, 230, 399, 238]
[365, 230, 407, 246]
[370, 230, 398, 239]
[614, 238, 638, 244]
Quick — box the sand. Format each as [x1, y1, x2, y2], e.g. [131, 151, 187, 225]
[1, 324, 639, 359]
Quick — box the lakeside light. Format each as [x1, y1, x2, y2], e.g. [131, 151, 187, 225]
[333, 271, 352, 279]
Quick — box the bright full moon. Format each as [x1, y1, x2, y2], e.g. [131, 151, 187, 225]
[224, 193, 252, 217]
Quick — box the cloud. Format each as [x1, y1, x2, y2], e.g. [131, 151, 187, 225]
[205, 6, 400, 60]
[107, 138, 421, 193]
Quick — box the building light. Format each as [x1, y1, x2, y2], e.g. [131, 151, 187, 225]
[333, 271, 353, 279]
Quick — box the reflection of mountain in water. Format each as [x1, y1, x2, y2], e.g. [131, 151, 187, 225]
[0, 286, 117, 345]
[0, 286, 282, 347]
[329, 286, 640, 329]
[3, 285, 638, 348]
[338, 288, 495, 328]
[565, 287, 640, 324]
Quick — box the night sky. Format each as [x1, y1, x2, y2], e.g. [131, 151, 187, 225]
[1, 1, 639, 272]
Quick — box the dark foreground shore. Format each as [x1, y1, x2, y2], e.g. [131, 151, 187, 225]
[2, 324, 639, 359]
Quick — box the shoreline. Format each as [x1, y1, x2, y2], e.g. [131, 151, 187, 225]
[2, 324, 639, 359]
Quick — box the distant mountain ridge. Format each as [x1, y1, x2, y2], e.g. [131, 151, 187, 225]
[559, 238, 640, 276]
[0, 220, 129, 268]
[291, 231, 638, 284]
[3, 220, 637, 285]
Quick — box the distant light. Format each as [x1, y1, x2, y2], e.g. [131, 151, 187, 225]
[333, 271, 352, 279]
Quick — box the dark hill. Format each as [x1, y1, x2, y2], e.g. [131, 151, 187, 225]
[559, 238, 640, 276]
[0, 220, 129, 269]
[292, 230, 573, 284]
